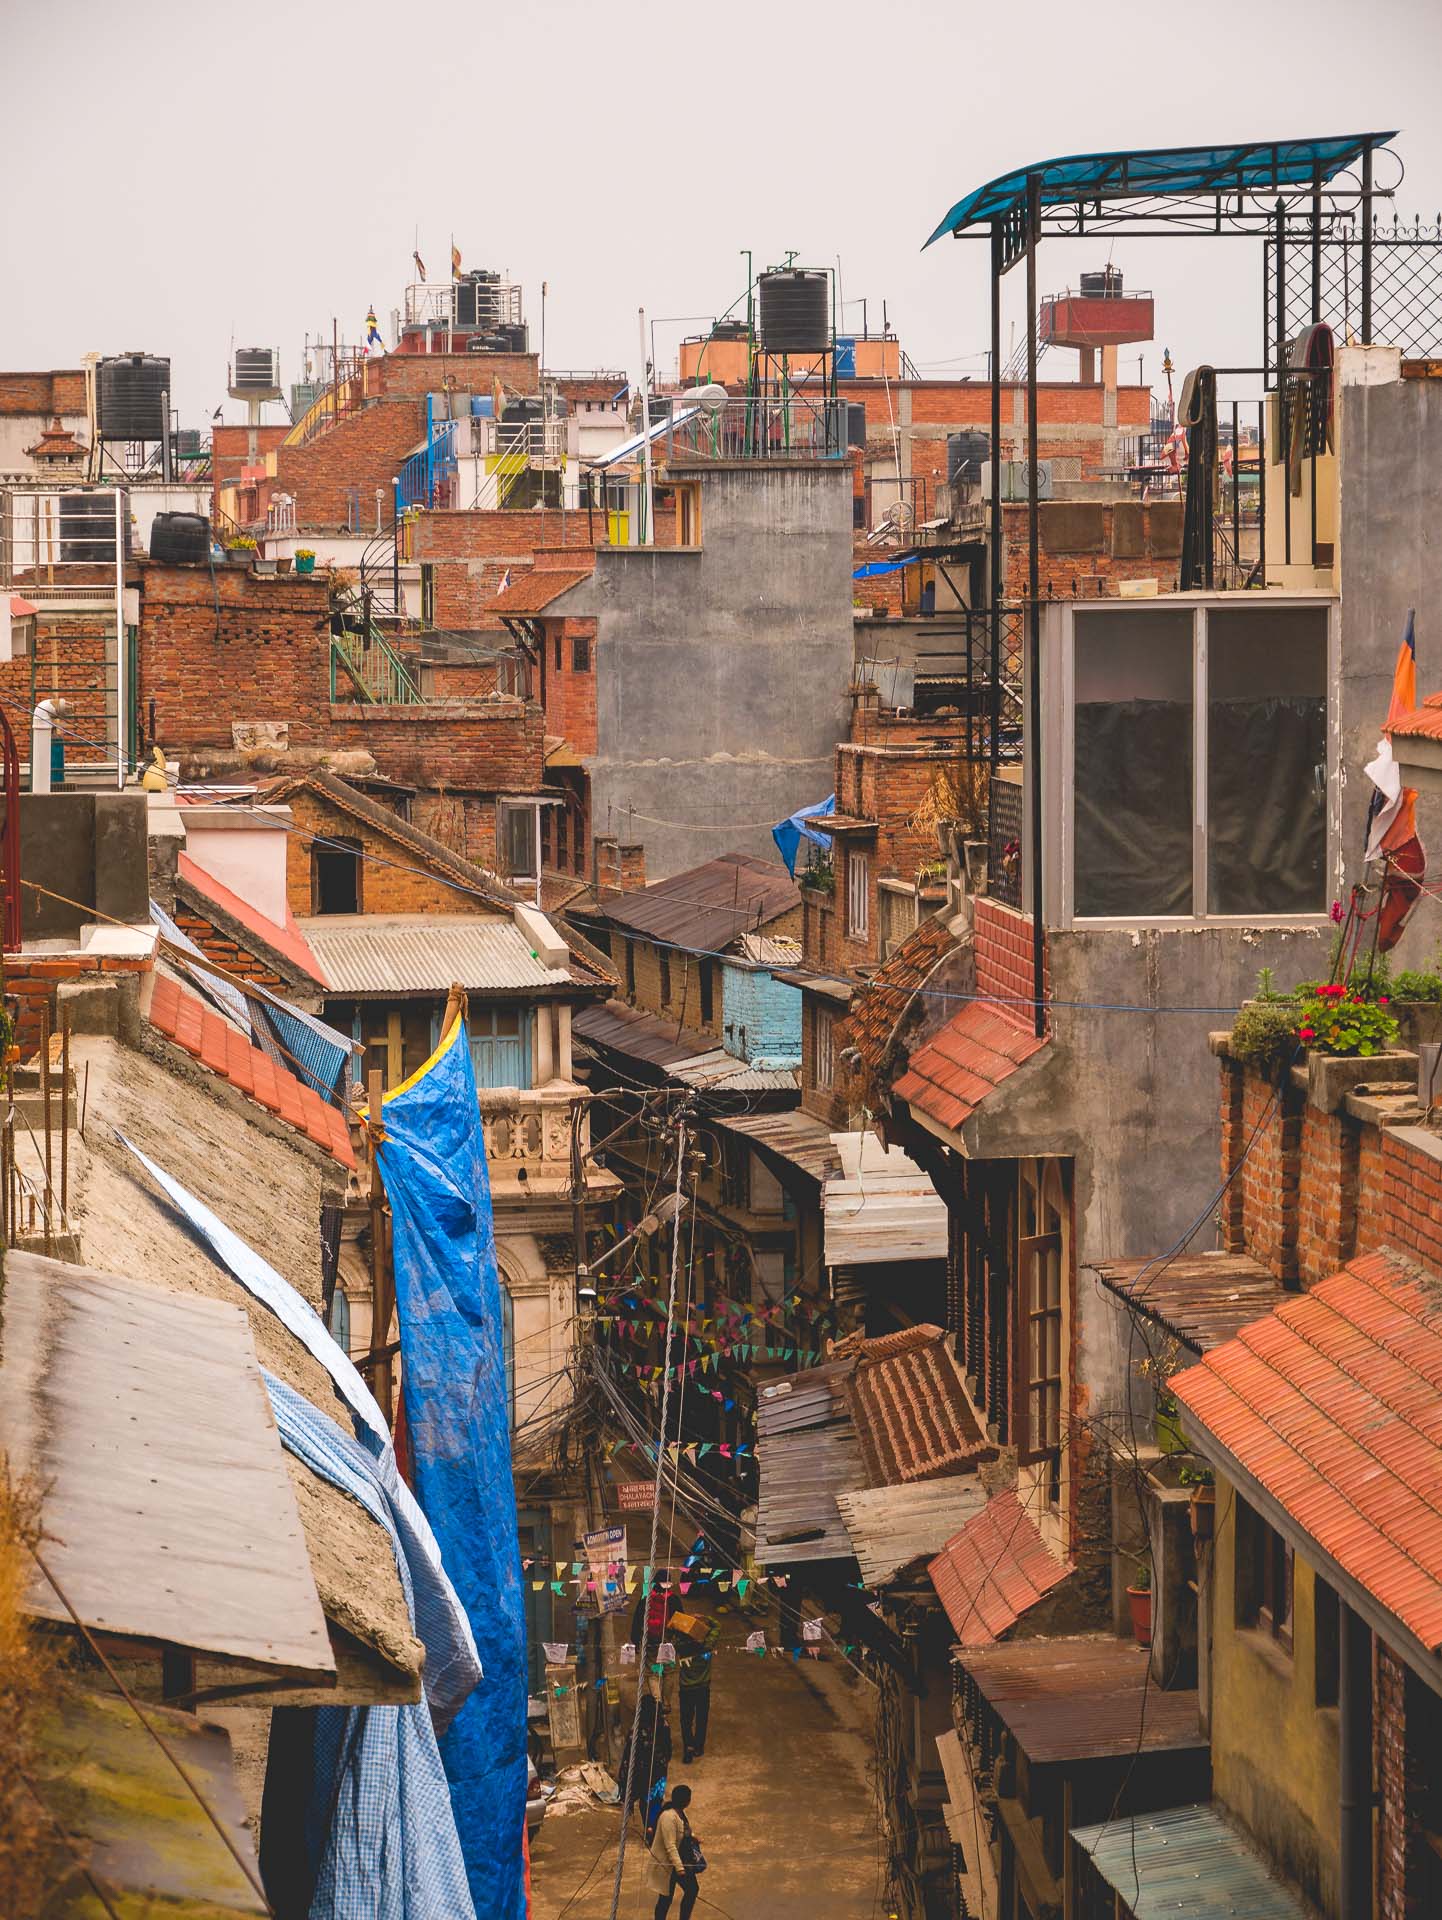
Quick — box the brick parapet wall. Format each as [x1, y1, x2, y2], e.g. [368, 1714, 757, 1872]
[4, 953, 153, 1049]
[272, 398, 427, 529]
[973, 896, 1048, 1022]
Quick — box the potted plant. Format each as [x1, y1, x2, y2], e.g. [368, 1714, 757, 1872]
[1126, 1561, 1152, 1647]
[1293, 982, 1400, 1059]
[254, 554, 277, 577]
[295, 548, 317, 576]
[1179, 1461, 1216, 1538]
[1391, 962, 1442, 1049]
[226, 534, 257, 566]
[276, 555, 293, 574]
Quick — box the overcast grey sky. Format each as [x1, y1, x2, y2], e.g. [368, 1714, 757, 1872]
[2, 0, 1436, 425]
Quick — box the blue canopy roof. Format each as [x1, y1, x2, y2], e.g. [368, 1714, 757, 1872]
[924, 133, 1397, 247]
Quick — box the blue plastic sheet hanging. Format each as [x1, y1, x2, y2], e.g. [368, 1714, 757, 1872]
[373, 1018, 527, 1920]
[771, 794, 835, 876]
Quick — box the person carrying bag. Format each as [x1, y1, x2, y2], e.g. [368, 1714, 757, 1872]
[647, 1784, 703, 1920]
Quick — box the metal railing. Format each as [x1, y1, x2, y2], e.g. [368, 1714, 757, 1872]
[329, 619, 425, 705]
[658, 395, 850, 462]
[265, 493, 297, 536]
[396, 399, 458, 512]
[283, 350, 367, 448]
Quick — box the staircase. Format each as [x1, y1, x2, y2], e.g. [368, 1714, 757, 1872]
[1000, 334, 1050, 383]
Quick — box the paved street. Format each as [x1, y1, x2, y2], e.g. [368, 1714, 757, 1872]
[529, 1612, 882, 1920]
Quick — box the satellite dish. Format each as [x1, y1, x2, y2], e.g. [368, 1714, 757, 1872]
[686, 383, 729, 414]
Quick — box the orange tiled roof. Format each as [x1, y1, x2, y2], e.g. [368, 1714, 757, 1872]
[929, 1489, 1073, 1645]
[893, 1000, 1046, 1136]
[842, 1323, 995, 1485]
[149, 973, 355, 1169]
[490, 568, 592, 615]
[848, 914, 957, 1100]
[177, 852, 325, 983]
[1174, 1248, 1442, 1653]
[1386, 693, 1442, 744]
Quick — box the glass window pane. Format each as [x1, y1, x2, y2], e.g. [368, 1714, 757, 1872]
[1074, 610, 1194, 917]
[1207, 608, 1327, 915]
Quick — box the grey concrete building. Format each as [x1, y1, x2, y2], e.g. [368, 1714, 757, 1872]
[545, 457, 853, 883]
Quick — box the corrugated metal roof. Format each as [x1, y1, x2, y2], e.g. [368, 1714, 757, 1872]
[1091, 1251, 1288, 1355]
[594, 852, 800, 953]
[894, 1000, 1047, 1138]
[1173, 1247, 1442, 1654]
[824, 1130, 948, 1266]
[39, 1688, 266, 1916]
[755, 1364, 865, 1566]
[739, 931, 803, 966]
[575, 998, 715, 1070]
[843, 1323, 994, 1484]
[836, 1479, 989, 1587]
[929, 1489, 1072, 1645]
[0, 1249, 334, 1680]
[299, 914, 573, 996]
[961, 1636, 1204, 1763]
[1071, 1802, 1312, 1917]
[669, 1048, 799, 1093]
[714, 1110, 843, 1183]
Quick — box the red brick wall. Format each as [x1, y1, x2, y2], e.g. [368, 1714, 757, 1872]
[4, 953, 153, 1049]
[1, 612, 113, 768]
[173, 902, 287, 990]
[1001, 501, 1183, 601]
[323, 700, 544, 793]
[414, 510, 597, 631]
[279, 787, 500, 918]
[211, 424, 290, 520]
[1378, 1639, 1408, 1920]
[973, 895, 1048, 1021]
[272, 399, 427, 529]
[0, 371, 87, 417]
[373, 352, 539, 399]
[540, 617, 598, 755]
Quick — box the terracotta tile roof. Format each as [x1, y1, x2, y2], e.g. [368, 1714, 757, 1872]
[1173, 1247, 1442, 1653]
[893, 1001, 1047, 1136]
[1386, 693, 1442, 744]
[848, 913, 956, 1100]
[841, 1323, 995, 1485]
[177, 852, 325, 983]
[490, 568, 592, 615]
[149, 973, 355, 1169]
[929, 1489, 1073, 1645]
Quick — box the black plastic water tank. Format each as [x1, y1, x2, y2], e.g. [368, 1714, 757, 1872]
[757, 270, 829, 354]
[97, 353, 171, 441]
[1079, 268, 1124, 298]
[847, 402, 867, 448]
[149, 511, 212, 565]
[233, 348, 278, 389]
[947, 430, 989, 486]
[59, 489, 127, 564]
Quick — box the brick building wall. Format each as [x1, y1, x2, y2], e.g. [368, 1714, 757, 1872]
[538, 617, 598, 755]
[972, 895, 1048, 1018]
[0, 370, 87, 417]
[1000, 500, 1183, 601]
[278, 786, 499, 920]
[211, 424, 290, 520]
[172, 901, 289, 991]
[1, 611, 114, 769]
[372, 352, 539, 400]
[414, 512, 597, 631]
[4, 952, 153, 1050]
[271, 399, 427, 530]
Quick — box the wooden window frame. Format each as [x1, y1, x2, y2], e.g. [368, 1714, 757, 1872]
[846, 848, 870, 939]
[813, 1004, 835, 1090]
[1012, 1159, 1067, 1476]
[659, 947, 671, 1008]
[571, 629, 591, 672]
[311, 834, 363, 915]
[699, 958, 714, 1026]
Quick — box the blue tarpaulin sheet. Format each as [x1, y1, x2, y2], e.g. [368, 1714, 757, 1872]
[375, 1018, 526, 1920]
[772, 794, 835, 876]
[852, 558, 912, 579]
[264, 1374, 478, 1920]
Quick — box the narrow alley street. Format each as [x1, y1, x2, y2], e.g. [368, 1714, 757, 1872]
[530, 1611, 882, 1920]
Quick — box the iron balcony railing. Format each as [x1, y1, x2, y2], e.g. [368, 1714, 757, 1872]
[656, 395, 851, 463]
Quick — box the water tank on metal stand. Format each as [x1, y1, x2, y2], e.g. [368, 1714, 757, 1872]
[149, 511, 212, 565]
[847, 402, 867, 448]
[59, 489, 128, 564]
[947, 431, 990, 487]
[757, 270, 830, 354]
[233, 347, 280, 392]
[96, 354, 171, 442]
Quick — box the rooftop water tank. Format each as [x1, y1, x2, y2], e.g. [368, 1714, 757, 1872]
[148, 511, 212, 565]
[757, 270, 829, 354]
[947, 430, 989, 486]
[59, 488, 128, 564]
[1079, 268, 1124, 298]
[847, 401, 867, 448]
[97, 353, 170, 442]
[233, 347, 280, 391]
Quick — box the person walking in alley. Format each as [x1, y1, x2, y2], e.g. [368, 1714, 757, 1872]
[676, 1620, 718, 1762]
[618, 1691, 672, 1841]
[647, 1784, 700, 1920]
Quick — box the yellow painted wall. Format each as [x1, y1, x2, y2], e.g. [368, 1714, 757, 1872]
[1210, 1480, 1340, 1917]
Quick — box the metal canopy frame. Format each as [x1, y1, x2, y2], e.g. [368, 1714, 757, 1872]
[930, 133, 1401, 1039]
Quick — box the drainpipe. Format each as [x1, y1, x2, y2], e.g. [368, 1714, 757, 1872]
[1339, 1599, 1373, 1920]
[31, 699, 72, 795]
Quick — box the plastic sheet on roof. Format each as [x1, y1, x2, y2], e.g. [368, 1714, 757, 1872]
[925, 133, 1397, 245]
[374, 1018, 527, 1920]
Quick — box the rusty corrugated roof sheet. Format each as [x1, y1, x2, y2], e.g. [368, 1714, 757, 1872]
[713, 1109, 843, 1184]
[929, 1488, 1073, 1644]
[894, 1000, 1046, 1137]
[1174, 1247, 1442, 1653]
[591, 851, 800, 953]
[962, 1635, 1205, 1763]
[1072, 1803, 1311, 1917]
[755, 1362, 865, 1566]
[842, 1324, 995, 1485]
[1091, 1251, 1288, 1355]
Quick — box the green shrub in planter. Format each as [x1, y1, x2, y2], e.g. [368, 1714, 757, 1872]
[1229, 1000, 1301, 1073]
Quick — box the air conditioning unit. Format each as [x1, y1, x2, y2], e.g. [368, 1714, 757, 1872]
[981, 459, 1053, 502]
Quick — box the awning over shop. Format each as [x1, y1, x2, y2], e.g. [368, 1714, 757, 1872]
[823, 1130, 947, 1266]
[929, 1488, 1072, 1644]
[0, 1249, 334, 1684]
[1071, 1802, 1313, 1920]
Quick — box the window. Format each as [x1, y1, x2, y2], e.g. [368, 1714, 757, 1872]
[327, 1287, 352, 1355]
[813, 1005, 835, 1090]
[625, 937, 636, 999]
[553, 632, 563, 671]
[499, 802, 538, 881]
[699, 959, 714, 1025]
[846, 849, 870, 938]
[312, 834, 363, 914]
[467, 1005, 532, 1089]
[1071, 604, 1328, 921]
[1015, 1159, 1065, 1491]
[659, 948, 671, 1007]
[556, 807, 569, 871]
[1237, 1497, 1294, 1649]
[571, 630, 591, 672]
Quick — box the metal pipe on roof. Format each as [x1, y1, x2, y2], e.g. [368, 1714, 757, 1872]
[1025, 176, 1045, 1041]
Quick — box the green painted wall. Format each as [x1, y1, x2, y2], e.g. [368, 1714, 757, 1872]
[1210, 1480, 1340, 1917]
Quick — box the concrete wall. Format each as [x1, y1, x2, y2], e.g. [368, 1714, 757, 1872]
[556, 461, 853, 880]
[19, 790, 150, 937]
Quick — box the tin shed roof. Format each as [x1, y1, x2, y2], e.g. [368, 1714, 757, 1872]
[961, 1635, 1204, 1763]
[754, 1363, 865, 1566]
[1091, 1250, 1288, 1356]
[1173, 1247, 1442, 1655]
[836, 1479, 988, 1588]
[823, 1130, 947, 1266]
[592, 851, 800, 954]
[929, 1488, 1073, 1644]
[714, 1109, 843, 1184]
[1071, 1802, 1313, 1918]
[299, 914, 574, 996]
[0, 1249, 334, 1682]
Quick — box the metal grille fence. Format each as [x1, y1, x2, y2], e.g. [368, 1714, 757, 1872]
[1264, 216, 1442, 365]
